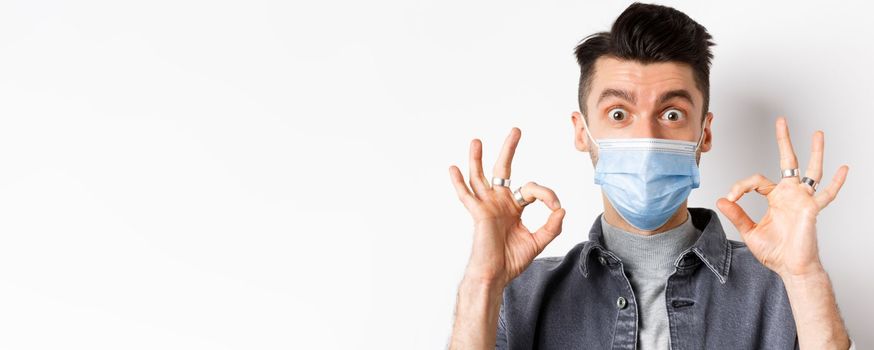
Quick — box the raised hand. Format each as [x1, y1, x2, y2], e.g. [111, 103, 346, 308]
[449, 127, 566, 288]
[716, 117, 849, 278]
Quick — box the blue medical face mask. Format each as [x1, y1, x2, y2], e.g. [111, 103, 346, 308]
[582, 116, 705, 231]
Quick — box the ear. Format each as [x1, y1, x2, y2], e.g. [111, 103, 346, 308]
[699, 111, 714, 153]
[572, 111, 592, 152]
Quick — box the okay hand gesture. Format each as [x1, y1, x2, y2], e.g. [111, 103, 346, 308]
[449, 127, 566, 288]
[717, 117, 849, 278]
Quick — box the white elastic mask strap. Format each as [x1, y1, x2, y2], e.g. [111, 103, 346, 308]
[581, 115, 599, 149]
[693, 116, 707, 152]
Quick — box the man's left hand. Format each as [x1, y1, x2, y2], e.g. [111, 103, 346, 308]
[716, 117, 849, 278]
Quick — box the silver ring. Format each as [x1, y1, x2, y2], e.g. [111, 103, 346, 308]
[513, 187, 532, 207]
[491, 176, 510, 188]
[781, 168, 800, 178]
[800, 176, 818, 191]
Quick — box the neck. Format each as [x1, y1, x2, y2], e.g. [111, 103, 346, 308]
[601, 191, 690, 236]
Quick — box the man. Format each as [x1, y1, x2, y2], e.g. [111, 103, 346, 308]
[447, 3, 855, 349]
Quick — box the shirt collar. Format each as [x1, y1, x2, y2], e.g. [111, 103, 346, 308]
[579, 207, 732, 284]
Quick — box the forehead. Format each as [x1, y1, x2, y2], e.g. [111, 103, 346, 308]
[589, 56, 700, 105]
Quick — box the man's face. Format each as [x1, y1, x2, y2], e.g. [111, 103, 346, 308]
[572, 56, 714, 166]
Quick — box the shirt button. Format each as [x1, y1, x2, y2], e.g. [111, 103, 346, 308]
[616, 296, 627, 309]
[598, 256, 607, 266]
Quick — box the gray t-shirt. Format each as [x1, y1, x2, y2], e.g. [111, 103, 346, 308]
[600, 209, 701, 350]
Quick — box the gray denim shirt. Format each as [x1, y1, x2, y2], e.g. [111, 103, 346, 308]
[495, 207, 799, 349]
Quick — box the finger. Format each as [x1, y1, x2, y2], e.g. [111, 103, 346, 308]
[814, 165, 849, 210]
[804, 130, 824, 183]
[515, 181, 562, 211]
[449, 165, 477, 209]
[468, 138, 490, 196]
[775, 117, 800, 182]
[725, 173, 776, 202]
[716, 197, 757, 237]
[532, 208, 566, 251]
[492, 127, 521, 190]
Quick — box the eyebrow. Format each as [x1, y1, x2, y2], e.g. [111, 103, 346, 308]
[597, 88, 636, 105]
[596, 88, 696, 107]
[658, 89, 695, 107]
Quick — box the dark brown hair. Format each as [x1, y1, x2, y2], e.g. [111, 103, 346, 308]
[574, 2, 715, 120]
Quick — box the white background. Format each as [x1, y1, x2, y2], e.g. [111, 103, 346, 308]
[1, 0, 871, 349]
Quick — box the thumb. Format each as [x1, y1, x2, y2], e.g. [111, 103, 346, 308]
[533, 208, 566, 250]
[716, 197, 756, 237]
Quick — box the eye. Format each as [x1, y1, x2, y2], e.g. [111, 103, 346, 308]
[661, 108, 685, 122]
[607, 108, 628, 121]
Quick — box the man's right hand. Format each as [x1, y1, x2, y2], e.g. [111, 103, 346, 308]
[448, 127, 566, 290]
